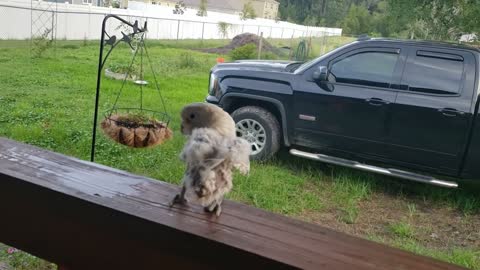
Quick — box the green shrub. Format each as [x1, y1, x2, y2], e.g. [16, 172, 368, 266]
[31, 28, 54, 58]
[230, 43, 257, 61]
[262, 52, 278, 60]
[388, 222, 415, 239]
[178, 52, 198, 69]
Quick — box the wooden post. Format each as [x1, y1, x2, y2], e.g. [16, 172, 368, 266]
[281, 27, 284, 39]
[308, 35, 312, 58]
[258, 32, 263, 59]
[289, 33, 294, 60]
[322, 32, 327, 55]
[201, 22, 205, 42]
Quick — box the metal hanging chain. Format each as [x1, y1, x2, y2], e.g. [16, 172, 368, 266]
[100, 20, 166, 117]
[110, 34, 143, 115]
[139, 36, 144, 111]
[143, 41, 168, 116]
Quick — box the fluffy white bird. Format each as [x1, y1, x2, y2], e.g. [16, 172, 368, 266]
[170, 103, 251, 216]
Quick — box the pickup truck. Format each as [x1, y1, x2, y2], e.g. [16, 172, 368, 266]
[205, 37, 480, 188]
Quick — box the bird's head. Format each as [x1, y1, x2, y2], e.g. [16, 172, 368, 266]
[180, 102, 234, 137]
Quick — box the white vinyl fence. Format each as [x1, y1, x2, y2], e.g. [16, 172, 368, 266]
[0, 0, 342, 41]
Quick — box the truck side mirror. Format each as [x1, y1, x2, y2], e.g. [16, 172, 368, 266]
[313, 66, 329, 82]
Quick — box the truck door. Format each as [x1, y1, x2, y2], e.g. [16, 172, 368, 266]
[387, 48, 475, 175]
[293, 47, 406, 158]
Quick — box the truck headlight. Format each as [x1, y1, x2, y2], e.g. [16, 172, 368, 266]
[208, 72, 220, 96]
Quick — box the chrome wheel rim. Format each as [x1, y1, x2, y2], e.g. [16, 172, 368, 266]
[236, 119, 267, 155]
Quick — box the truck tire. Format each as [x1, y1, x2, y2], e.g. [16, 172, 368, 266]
[231, 106, 281, 160]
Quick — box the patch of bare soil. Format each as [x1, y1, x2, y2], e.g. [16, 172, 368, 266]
[296, 192, 480, 251]
[202, 33, 283, 55]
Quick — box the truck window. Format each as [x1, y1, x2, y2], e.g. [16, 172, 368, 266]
[330, 51, 399, 88]
[402, 51, 464, 95]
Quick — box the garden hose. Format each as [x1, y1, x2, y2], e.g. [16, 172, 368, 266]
[294, 39, 309, 61]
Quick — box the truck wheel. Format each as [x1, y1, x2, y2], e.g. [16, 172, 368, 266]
[231, 106, 281, 160]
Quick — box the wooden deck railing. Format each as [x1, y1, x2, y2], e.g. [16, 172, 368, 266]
[0, 137, 466, 270]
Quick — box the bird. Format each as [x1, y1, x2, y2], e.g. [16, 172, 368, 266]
[170, 103, 251, 216]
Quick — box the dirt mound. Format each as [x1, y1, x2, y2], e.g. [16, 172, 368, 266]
[203, 33, 282, 55]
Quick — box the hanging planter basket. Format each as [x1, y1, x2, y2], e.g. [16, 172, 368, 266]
[91, 16, 174, 161]
[101, 109, 172, 148]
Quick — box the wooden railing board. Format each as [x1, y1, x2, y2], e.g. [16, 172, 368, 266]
[0, 138, 466, 270]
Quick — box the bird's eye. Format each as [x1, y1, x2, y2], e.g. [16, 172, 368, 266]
[190, 113, 195, 119]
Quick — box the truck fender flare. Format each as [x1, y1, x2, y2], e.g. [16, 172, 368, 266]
[220, 93, 290, 146]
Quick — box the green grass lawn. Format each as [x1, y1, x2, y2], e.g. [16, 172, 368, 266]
[0, 38, 479, 269]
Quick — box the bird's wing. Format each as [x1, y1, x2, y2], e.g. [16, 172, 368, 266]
[228, 138, 251, 175]
[181, 128, 227, 167]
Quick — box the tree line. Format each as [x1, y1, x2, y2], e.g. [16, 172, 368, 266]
[278, 0, 480, 41]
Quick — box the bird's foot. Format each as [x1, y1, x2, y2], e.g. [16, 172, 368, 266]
[204, 201, 216, 212]
[170, 194, 187, 207]
[215, 204, 222, 216]
[204, 202, 222, 217]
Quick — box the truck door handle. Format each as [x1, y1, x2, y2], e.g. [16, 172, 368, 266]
[438, 108, 465, 117]
[365, 98, 389, 106]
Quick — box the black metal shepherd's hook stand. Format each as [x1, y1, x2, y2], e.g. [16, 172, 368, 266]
[90, 15, 146, 162]
[91, 15, 170, 162]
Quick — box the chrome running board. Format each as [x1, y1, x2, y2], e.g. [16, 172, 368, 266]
[289, 149, 458, 188]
